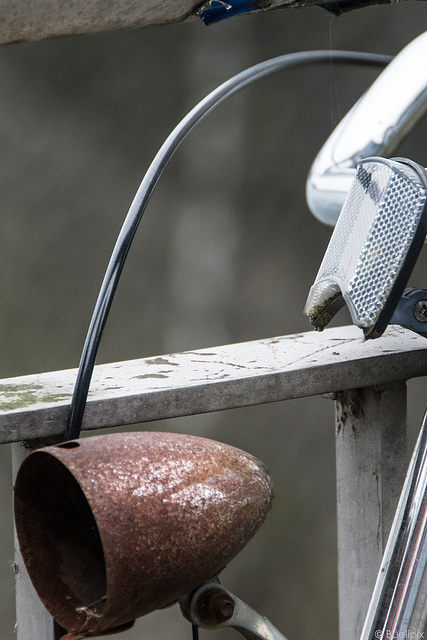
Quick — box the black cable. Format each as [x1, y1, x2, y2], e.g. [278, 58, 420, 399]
[53, 50, 393, 639]
[64, 49, 392, 443]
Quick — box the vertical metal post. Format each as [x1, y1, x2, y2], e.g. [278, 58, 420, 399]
[335, 381, 408, 640]
[12, 440, 56, 640]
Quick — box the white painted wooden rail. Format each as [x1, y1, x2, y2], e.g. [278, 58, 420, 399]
[4, 324, 427, 640]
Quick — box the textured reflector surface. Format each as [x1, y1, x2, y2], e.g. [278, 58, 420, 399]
[305, 158, 427, 332]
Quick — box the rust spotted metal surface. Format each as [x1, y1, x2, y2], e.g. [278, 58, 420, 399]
[14, 431, 274, 638]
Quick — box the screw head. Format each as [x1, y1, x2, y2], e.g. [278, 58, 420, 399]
[414, 300, 427, 323]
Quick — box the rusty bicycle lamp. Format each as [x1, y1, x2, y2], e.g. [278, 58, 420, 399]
[13, 431, 274, 639]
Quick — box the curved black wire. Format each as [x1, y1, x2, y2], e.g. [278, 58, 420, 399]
[54, 50, 393, 640]
[64, 49, 392, 443]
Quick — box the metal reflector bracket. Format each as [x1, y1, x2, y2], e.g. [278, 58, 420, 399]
[304, 157, 427, 339]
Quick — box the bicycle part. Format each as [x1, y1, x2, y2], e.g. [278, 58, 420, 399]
[64, 50, 391, 443]
[304, 157, 427, 338]
[306, 30, 427, 225]
[360, 409, 427, 640]
[14, 432, 274, 638]
[390, 287, 427, 338]
[180, 580, 288, 640]
[197, 0, 259, 24]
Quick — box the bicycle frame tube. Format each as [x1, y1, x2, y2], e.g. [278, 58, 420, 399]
[361, 409, 427, 640]
[306, 30, 427, 225]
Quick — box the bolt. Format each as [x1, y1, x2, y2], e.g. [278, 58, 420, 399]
[414, 300, 427, 323]
[219, 600, 234, 619]
[197, 587, 235, 627]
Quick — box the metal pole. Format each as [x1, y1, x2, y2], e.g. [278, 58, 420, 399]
[12, 440, 58, 640]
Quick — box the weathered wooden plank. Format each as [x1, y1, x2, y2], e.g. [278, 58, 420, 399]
[0, 0, 424, 45]
[0, 325, 426, 444]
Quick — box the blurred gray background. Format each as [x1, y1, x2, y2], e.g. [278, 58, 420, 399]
[1, 4, 427, 639]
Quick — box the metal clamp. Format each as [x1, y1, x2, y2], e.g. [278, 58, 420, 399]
[180, 580, 288, 640]
[391, 288, 427, 338]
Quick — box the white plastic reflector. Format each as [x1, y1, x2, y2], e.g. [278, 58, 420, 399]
[304, 157, 427, 337]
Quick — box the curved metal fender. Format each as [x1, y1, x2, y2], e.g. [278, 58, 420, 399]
[306, 31, 427, 226]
